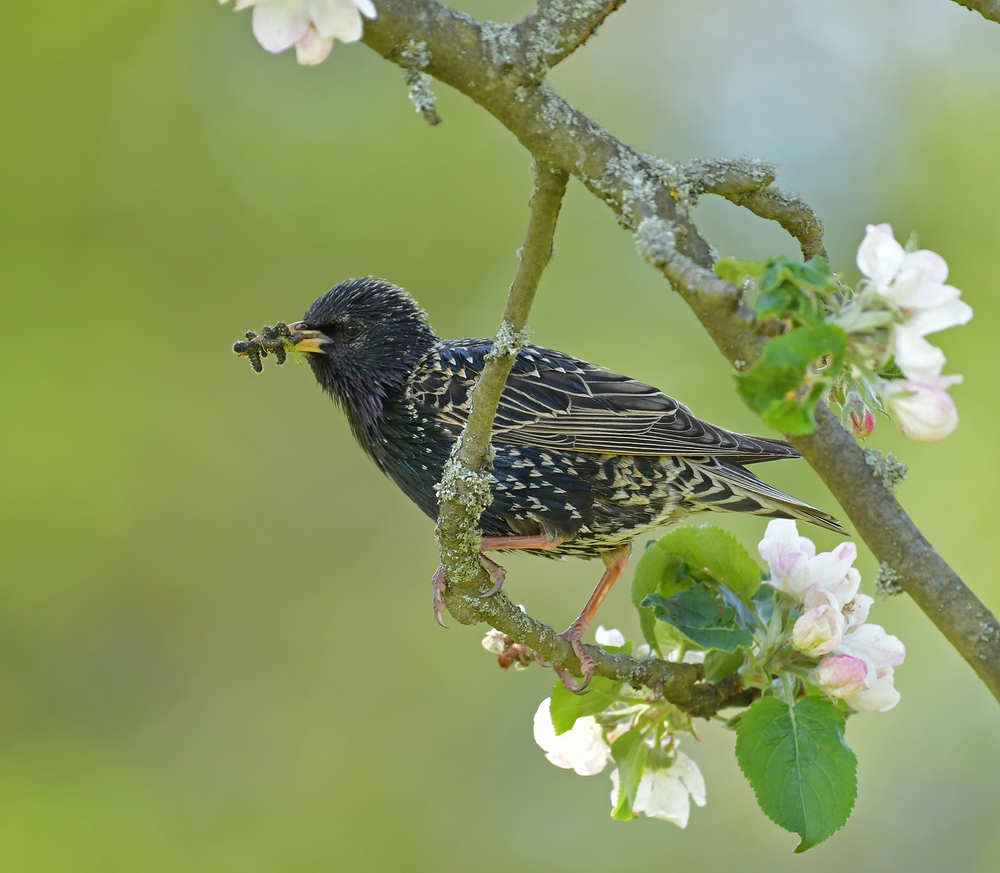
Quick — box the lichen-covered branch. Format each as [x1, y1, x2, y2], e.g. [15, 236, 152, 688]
[516, 0, 629, 74]
[362, 0, 1000, 704]
[951, 0, 1000, 24]
[726, 186, 828, 261]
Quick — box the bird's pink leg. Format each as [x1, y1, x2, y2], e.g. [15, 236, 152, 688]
[555, 544, 633, 694]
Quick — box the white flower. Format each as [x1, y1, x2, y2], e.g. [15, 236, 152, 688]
[791, 604, 845, 656]
[220, 0, 377, 66]
[595, 626, 626, 647]
[481, 628, 507, 655]
[842, 593, 873, 632]
[532, 699, 611, 776]
[880, 375, 962, 442]
[855, 224, 973, 381]
[609, 752, 706, 828]
[835, 624, 906, 712]
[758, 520, 859, 602]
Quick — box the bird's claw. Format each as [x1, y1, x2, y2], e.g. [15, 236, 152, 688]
[432, 564, 448, 628]
[476, 554, 506, 598]
[555, 622, 595, 694]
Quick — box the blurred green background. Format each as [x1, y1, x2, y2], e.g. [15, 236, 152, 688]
[3, 1, 999, 870]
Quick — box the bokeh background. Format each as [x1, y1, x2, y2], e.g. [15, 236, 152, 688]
[3, 1, 1000, 870]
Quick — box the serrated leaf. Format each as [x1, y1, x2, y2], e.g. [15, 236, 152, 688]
[549, 675, 622, 735]
[643, 584, 754, 651]
[610, 728, 648, 820]
[638, 525, 761, 601]
[735, 324, 847, 435]
[735, 696, 857, 852]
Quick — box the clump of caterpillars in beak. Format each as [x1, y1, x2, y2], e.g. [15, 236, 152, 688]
[233, 323, 301, 373]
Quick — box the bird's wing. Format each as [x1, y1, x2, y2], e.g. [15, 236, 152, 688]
[411, 341, 799, 462]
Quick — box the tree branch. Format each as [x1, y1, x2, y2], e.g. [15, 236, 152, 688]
[362, 0, 1000, 703]
[951, 0, 1000, 25]
[515, 0, 629, 74]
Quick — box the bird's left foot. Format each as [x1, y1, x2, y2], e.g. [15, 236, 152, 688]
[476, 554, 506, 599]
[555, 620, 595, 694]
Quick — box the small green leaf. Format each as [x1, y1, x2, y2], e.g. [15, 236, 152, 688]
[735, 696, 858, 851]
[735, 324, 847, 435]
[703, 648, 746, 682]
[643, 584, 754, 651]
[637, 525, 761, 601]
[714, 257, 765, 285]
[549, 675, 622, 735]
[610, 728, 648, 820]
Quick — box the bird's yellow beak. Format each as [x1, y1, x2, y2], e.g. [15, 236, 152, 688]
[286, 321, 332, 354]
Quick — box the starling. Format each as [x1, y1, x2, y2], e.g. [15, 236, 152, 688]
[258, 278, 846, 689]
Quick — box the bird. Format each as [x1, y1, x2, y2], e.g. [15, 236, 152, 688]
[256, 277, 846, 690]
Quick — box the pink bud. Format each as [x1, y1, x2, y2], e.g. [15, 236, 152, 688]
[844, 391, 876, 439]
[792, 605, 845, 656]
[817, 654, 869, 697]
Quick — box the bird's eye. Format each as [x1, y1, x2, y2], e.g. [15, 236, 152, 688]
[344, 322, 363, 339]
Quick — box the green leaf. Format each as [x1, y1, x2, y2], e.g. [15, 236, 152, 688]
[714, 257, 764, 285]
[549, 675, 622, 735]
[637, 525, 761, 601]
[703, 648, 746, 682]
[735, 324, 847, 435]
[610, 728, 648, 820]
[643, 584, 754, 651]
[735, 697, 858, 852]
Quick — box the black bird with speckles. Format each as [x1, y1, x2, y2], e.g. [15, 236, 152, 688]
[253, 277, 846, 689]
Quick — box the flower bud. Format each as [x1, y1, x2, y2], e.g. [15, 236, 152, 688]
[792, 605, 845, 656]
[844, 390, 876, 439]
[816, 654, 869, 697]
[880, 376, 962, 442]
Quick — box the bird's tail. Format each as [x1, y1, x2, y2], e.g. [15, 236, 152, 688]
[691, 458, 848, 535]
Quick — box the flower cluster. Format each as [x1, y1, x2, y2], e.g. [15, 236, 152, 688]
[843, 224, 972, 442]
[759, 520, 905, 712]
[220, 0, 376, 66]
[529, 626, 706, 828]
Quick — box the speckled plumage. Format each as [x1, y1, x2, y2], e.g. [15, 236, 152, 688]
[296, 278, 845, 557]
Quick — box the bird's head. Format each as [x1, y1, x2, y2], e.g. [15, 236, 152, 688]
[287, 278, 438, 432]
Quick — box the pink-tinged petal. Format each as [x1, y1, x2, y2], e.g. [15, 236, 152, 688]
[808, 542, 857, 594]
[894, 326, 946, 380]
[843, 593, 873, 632]
[252, 0, 310, 52]
[817, 654, 869, 697]
[824, 567, 862, 609]
[882, 377, 961, 442]
[310, 0, 363, 41]
[294, 23, 333, 64]
[792, 605, 845, 656]
[803, 585, 838, 611]
[845, 391, 876, 439]
[886, 272, 957, 310]
[844, 668, 900, 712]
[856, 224, 904, 288]
[352, 0, 377, 19]
[758, 520, 815, 597]
[899, 248, 949, 285]
[841, 624, 906, 669]
[904, 297, 974, 338]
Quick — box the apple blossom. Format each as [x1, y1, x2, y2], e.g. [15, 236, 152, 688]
[791, 604, 845, 656]
[220, 0, 377, 66]
[827, 623, 906, 712]
[533, 699, 611, 776]
[880, 375, 962, 442]
[758, 520, 860, 602]
[842, 593, 873, 631]
[844, 667, 900, 712]
[816, 654, 869, 697]
[843, 390, 876, 439]
[595, 626, 626, 647]
[610, 751, 706, 827]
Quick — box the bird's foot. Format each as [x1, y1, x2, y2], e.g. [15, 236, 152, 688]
[555, 620, 595, 694]
[476, 554, 507, 599]
[431, 564, 448, 628]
